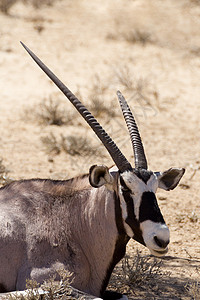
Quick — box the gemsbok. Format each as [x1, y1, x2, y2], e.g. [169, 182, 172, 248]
[0, 43, 185, 300]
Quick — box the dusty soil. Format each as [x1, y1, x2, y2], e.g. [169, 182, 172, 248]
[0, 0, 200, 299]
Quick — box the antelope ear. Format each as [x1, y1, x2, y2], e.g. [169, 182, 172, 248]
[156, 168, 185, 191]
[89, 165, 114, 188]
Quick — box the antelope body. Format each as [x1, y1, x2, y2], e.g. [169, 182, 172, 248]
[0, 43, 185, 299]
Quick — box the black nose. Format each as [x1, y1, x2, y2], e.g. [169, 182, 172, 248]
[154, 236, 169, 248]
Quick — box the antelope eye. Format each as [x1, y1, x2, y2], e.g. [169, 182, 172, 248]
[122, 186, 131, 193]
[120, 177, 132, 193]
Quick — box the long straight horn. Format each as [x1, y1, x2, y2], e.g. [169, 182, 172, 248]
[117, 91, 148, 170]
[21, 42, 132, 173]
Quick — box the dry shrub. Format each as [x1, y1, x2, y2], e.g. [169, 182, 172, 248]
[60, 135, 99, 157]
[109, 250, 166, 296]
[22, 0, 57, 9]
[189, 0, 200, 4]
[190, 46, 200, 57]
[185, 280, 200, 300]
[90, 74, 108, 95]
[41, 133, 61, 155]
[33, 23, 45, 34]
[115, 65, 160, 109]
[89, 93, 117, 119]
[115, 65, 148, 94]
[106, 8, 155, 47]
[2, 269, 99, 299]
[26, 77, 117, 127]
[34, 96, 75, 126]
[123, 29, 153, 45]
[114, 65, 134, 91]
[123, 253, 163, 286]
[0, 0, 57, 14]
[3, 270, 75, 300]
[2, 279, 40, 300]
[188, 210, 199, 223]
[40, 269, 74, 300]
[0, 0, 17, 14]
[41, 133, 104, 158]
[87, 74, 118, 119]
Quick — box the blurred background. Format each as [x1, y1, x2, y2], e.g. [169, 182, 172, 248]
[0, 0, 200, 298]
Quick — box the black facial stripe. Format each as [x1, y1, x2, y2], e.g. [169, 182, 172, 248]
[139, 191, 165, 223]
[120, 176, 131, 192]
[121, 189, 145, 246]
[100, 192, 129, 296]
[114, 191, 126, 235]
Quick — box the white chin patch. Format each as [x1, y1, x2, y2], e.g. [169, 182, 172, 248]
[120, 296, 128, 300]
[149, 247, 169, 257]
[140, 220, 170, 257]
[94, 296, 128, 300]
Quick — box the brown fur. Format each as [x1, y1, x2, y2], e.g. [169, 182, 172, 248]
[0, 173, 124, 297]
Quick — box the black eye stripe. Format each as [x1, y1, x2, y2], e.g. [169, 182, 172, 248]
[120, 176, 131, 192]
[120, 178, 145, 246]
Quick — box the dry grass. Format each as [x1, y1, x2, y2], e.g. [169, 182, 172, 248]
[123, 29, 154, 45]
[28, 95, 75, 126]
[107, 22, 154, 46]
[2, 279, 40, 300]
[185, 278, 200, 300]
[41, 132, 104, 158]
[190, 0, 200, 4]
[114, 65, 134, 91]
[0, 159, 12, 187]
[175, 210, 199, 225]
[190, 46, 200, 57]
[107, 1, 200, 56]
[87, 74, 118, 120]
[89, 74, 108, 95]
[121, 253, 163, 288]
[188, 210, 199, 223]
[0, 0, 17, 14]
[23, 0, 56, 9]
[89, 93, 117, 119]
[25, 85, 117, 126]
[106, 8, 155, 47]
[41, 133, 61, 155]
[0, 0, 57, 14]
[114, 65, 160, 110]
[109, 250, 167, 296]
[2, 270, 76, 300]
[189, 281, 200, 299]
[60, 135, 100, 157]
[24, 74, 119, 131]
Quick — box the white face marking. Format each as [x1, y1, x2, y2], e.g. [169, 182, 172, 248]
[120, 198, 134, 237]
[140, 220, 170, 257]
[118, 171, 170, 256]
[119, 171, 158, 221]
[119, 296, 128, 300]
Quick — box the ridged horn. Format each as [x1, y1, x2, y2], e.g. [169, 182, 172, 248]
[117, 90, 148, 170]
[21, 42, 132, 173]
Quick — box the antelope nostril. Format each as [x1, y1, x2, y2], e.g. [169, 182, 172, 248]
[154, 236, 169, 248]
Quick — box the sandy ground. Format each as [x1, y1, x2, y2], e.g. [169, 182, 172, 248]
[0, 0, 200, 298]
